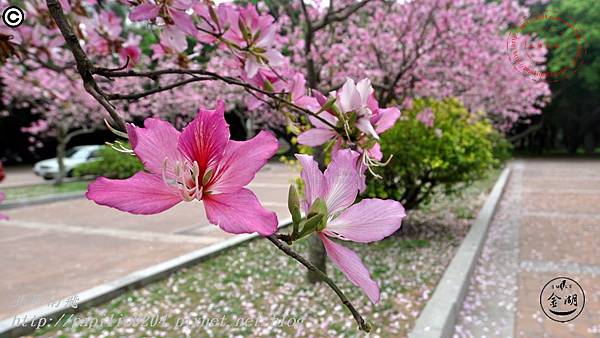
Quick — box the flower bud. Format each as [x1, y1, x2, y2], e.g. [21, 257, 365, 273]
[288, 185, 302, 229]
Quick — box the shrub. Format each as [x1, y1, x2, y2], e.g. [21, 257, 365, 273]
[74, 145, 144, 179]
[365, 97, 505, 210]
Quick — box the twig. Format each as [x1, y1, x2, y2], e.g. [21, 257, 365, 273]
[266, 235, 372, 333]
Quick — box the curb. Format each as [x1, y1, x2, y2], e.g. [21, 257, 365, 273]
[0, 218, 292, 338]
[0, 191, 86, 210]
[408, 167, 512, 338]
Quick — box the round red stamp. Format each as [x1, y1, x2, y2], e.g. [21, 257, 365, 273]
[507, 13, 586, 83]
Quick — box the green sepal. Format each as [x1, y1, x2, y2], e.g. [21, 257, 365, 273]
[296, 213, 324, 239]
[288, 185, 302, 236]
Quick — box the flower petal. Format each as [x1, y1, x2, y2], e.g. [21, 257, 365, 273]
[178, 101, 229, 173]
[209, 131, 278, 194]
[323, 149, 360, 214]
[297, 128, 337, 147]
[170, 9, 197, 37]
[355, 78, 373, 106]
[127, 118, 182, 177]
[373, 107, 401, 134]
[86, 172, 182, 215]
[325, 199, 405, 243]
[129, 3, 161, 21]
[203, 188, 277, 235]
[338, 78, 362, 113]
[308, 111, 337, 130]
[320, 233, 380, 303]
[295, 154, 325, 212]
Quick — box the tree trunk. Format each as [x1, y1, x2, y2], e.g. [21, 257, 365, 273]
[306, 145, 328, 283]
[55, 137, 67, 186]
[306, 233, 327, 283]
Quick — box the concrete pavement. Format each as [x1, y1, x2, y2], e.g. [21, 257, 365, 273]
[0, 162, 295, 321]
[454, 159, 600, 338]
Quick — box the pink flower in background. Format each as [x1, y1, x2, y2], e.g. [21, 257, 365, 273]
[416, 107, 435, 128]
[223, 6, 285, 78]
[129, 0, 197, 37]
[87, 101, 279, 236]
[119, 35, 142, 66]
[296, 149, 406, 303]
[0, 192, 7, 221]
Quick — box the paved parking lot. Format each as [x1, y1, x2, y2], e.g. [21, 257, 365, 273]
[0, 163, 295, 320]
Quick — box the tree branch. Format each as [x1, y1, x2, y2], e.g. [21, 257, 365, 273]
[266, 235, 371, 333]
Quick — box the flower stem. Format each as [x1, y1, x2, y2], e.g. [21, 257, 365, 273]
[265, 235, 371, 333]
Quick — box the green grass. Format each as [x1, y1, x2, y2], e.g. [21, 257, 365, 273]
[2, 181, 89, 201]
[33, 168, 502, 338]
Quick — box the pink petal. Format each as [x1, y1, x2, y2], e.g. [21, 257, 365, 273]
[170, 8, 197, 37]
[126, 118, 183, 177]
[325, 199, 405, 243]
[161, 25, 188, 52]
[338, 78, 361, 113]
[295, 154, 325, 212]
[355, 78, 373, 106]
[320, 234, 380, 303]
[356, 117, 379, 139]
[178, 101, 229, 174]
[367, 143, 383, 161]
[203, 188, 277, 235]
[323, 149, 360, 214]
[308, 111, 338, 129]
[244, 57, 261, 78]
[209, 131, 278, 194]
[373, 107, 401, 133]
[129, 3, 161, 21]
[86, 172, 182, 215]
[297, 128, 336, 147]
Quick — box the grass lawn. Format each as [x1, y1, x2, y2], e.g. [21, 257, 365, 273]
[2, 181, 89, 202]
[34, 169, 502, 338]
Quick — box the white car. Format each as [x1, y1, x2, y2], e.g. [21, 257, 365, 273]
[33, 145, 102, 179]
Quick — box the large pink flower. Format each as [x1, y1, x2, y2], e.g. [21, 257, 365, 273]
[295, 149, 406, 303]
[87, 101, 279, 236]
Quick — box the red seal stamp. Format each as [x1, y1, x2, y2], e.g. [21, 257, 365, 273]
[507, 13, 586, 83]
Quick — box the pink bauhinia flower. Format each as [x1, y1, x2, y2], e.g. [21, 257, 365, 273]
[86, 101, 279, 236]
[129, 0, 197, 37]
[297, 78, 400, 154]
[222, 5, 285, 78]
[296, 149, 405, 303]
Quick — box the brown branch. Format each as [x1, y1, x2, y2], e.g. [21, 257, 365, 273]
[312, 0, 375, 32]
[106, 76, 212, 101]
[266, 235, 372, 332]
[46, 0, 127, 132]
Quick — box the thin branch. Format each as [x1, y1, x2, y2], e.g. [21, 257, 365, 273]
[106, 76, 212, 101]
[313, 0, 375, 32]
[266, 235, 372, 333]
[46, 0, 127, 132]
[95, 67, 339, 131]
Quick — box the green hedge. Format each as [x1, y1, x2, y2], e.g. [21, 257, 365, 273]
[74, 145, 144, 179]
[366, 97, 508, 209]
